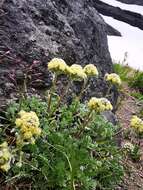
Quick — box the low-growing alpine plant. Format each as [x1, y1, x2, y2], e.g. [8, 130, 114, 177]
[0, 58, 124, 190]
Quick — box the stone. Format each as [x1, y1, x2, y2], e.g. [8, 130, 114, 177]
[102, 111, 118, 125]
[0, 0, 117, 106]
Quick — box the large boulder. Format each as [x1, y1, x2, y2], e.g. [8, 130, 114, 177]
[0, 0, 116, 106]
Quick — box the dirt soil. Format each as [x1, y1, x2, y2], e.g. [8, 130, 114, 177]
[116, 85, 143, 190]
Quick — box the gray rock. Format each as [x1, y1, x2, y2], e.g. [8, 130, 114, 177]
[102, 111, 118, 125]
[0, 0, 112, 68]
[0, 0, 117, 105]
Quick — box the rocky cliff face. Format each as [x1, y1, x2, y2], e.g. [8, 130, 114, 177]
[0, 0, 115, 106]
[0, 0, 112, 67]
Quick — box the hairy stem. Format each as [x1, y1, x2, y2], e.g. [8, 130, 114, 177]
[47, 74, 57, 113]
[76, 110, 93, 138]
[50, 80, 71, 116]
[77, 79, 88, 101]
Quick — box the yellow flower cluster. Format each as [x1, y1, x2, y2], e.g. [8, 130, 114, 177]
[83, 64, 98, 77]
[48, 58, 68, 74]
[88, 97, 113, 112]
[130, 115, 143, 133]
[15, 110, 41, 144]
[0, 142, 11, 172]
[105, 73, 121, 86]
[48, 58, 99, 81]
[69, 64, 87, 81]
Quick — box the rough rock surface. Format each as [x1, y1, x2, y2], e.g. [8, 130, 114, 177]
[0, 0, 116, 107]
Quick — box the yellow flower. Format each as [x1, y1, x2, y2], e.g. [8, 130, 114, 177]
[19, 110, 26, 116]
[138, 125, 143, 133]
[15, 111, 41, 144]
[70, 64, 83, 71]
[0, 142, 8, 148]
[69, 64, 87, 81]
[33, 127, 42, 135]
[23, 131, 33, 139]
[2, 149, 11, 161]
[0, 142, 11, 172]
[0, 163, 10, 172]
[30, 138, 36, 144]
[88, 97, 113, 112]
[0, 158, 5, 165]
[20, 125, 29, 133]
[130, 115, 143, 133]
[105, 73, 121, 86]
[15, 118, 22, 127]
[16, 111, 40, 129]
[16, 136, 23, 146]
[83, 64, 98, 77]
[48, 58, 68, 74]
[130, 116, 141, 128]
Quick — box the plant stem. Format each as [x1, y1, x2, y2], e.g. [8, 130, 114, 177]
[105, 84, 112, 98]
[76, 110, 93, 138]
[77, 79, 87, 101]
[114, 128, 127, 137]
[50, 80, 71, 116]
[23, 74, 27, 98]
[47, 74, 57, 113]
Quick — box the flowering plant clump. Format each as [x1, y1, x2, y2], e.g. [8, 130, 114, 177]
[0, 57, 124, 190]
[0, 142, 11, 172]
[88, 97, 113, 113]
[83, 64, 98, 77]
[15, 110, 41, 144]
[130, 115, 143, 133]
[105, 73, 121, 86]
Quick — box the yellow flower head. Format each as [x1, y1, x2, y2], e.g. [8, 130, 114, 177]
[15, 111, 41, 144]
[16, 110, 40, 128]
[0, 163, 10, 172]
[130, 115, 143, 133]
[48, 58, 68, 74]
[69, 64, 87, 81]
[105, 73, 121, 86]
[83, 64, 98, 77]
[0, 142, 8, 148]
[23, 131, 33, 139]
[0, 142, 11, 172]
[88, 97, 113, 112]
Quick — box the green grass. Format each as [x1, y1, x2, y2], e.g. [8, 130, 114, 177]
[113, 62, 143, 94]
[113, 63, 133, 82]
[128, 71, 143, 92]
[130, 92, 143, 101]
